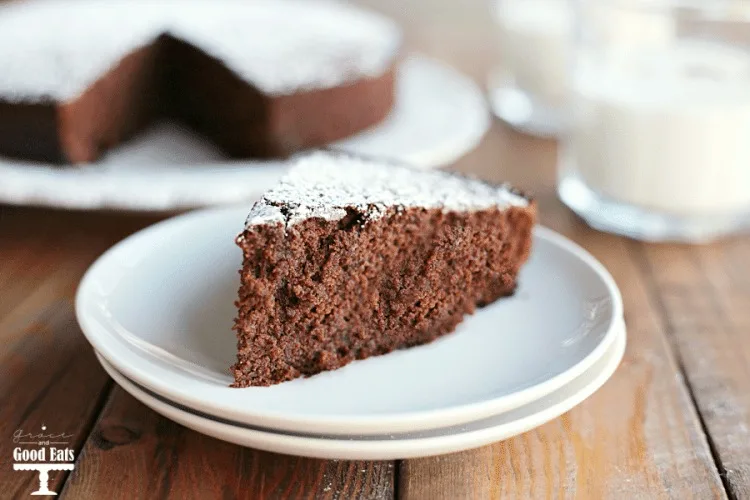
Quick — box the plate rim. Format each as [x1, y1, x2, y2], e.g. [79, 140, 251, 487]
[75, 205, 624, 435]
[93, 326, 626, 460]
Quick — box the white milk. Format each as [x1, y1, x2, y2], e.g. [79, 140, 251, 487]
[494, 0, 675, 109]
[571, 41, 750, 214]
[495, 0, 571, 107]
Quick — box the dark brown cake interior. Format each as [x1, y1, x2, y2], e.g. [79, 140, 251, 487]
[58, 43, 166, 164]
[0, 101, 62, 162]
[232, 203, 535, 387]
[164, 35, 396, 159]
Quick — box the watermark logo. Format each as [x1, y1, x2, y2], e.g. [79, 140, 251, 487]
[12, 424, 75, 496]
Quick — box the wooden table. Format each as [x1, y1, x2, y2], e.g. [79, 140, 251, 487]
[1, 1, 747, 498]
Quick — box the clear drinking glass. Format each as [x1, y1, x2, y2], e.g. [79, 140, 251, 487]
[489, 0, 572, 137]
[558, 0, 750, 242]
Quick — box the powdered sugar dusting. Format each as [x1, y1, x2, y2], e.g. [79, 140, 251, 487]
[245, 152, 529, 229]
[0, 0, 399, 101]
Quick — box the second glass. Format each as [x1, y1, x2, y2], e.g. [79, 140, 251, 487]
[489, 0, 571, 137]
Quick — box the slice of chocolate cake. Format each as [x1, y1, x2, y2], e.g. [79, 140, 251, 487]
[233, 152, 536, 387]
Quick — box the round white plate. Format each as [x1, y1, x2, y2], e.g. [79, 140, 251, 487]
[76, 205, 623, 435]
[94, 325, 626, 460]
[0, 55, 489, 211]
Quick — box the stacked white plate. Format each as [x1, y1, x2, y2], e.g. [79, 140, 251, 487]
[76, 206, 625, 460]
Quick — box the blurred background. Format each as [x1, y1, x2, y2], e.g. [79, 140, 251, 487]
[1, 0, 750, 242]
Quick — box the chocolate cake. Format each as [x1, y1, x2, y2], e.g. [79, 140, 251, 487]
[232, 152, 536, 387]
[0, 0, 399, 163]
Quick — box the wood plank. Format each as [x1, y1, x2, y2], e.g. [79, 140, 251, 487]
[398, 193, 726, 500]
[0, 208, 160, 496]
[62, 387, 394, 500]
[637, 240, 750, 498]
[0, 251, 110, 496]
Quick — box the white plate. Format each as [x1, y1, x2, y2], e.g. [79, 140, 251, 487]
[94, 324, 626, 460]
[76, 205, 623, 435]
[0, 55, 489, 211]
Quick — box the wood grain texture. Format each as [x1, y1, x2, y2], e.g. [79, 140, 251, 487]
[637, 241, 750, 498]
[0, 207, 157, 497]
[61, 387, 394, 500]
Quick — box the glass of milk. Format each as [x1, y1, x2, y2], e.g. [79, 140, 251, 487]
[559, 0, 750, 242]
[490, 0, 675, 137]
[489, 0, 572, 137]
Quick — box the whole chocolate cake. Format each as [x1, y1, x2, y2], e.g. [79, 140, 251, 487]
[233, 152, 536, 387]
[0, 0, 399, 163]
